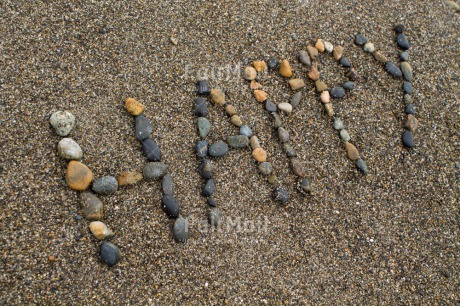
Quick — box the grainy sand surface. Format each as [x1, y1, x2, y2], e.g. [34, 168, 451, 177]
[1, 0, 459, 304]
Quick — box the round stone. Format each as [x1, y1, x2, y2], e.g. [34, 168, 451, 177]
[402, 130, 415, 148]
[385, 62, 402, 78]
[279, 60, 292, 77]
[340, 129, 351, 142]
[401, 62, 413, 82]
[225, 104, 237, 116]
[197, 117, 211, 139]
[277, 127, 290, 142]
[333, 46, 344, 61]
[274, 186, 289, 203]
[143, 162, 168, 180]
[226, 135, 249, 149]
[323, 41, 333, 53]
[363, 42, 375, 53]
[93, 176, 118, 195]
[244, 66, 257, 80]
[278, 103, 293, 114]
[356, 158, 369, 174]
[162, 195, 180, 218]
[57, 138, 83, 160]
[203, 179, 216, 197]
[194, 97, 208, 117]
[394, 24, 405, 33]
[173, 217, 190, 242]
[252, 148, 267, 162]
[344, 142, 360, 161]
[265, 99, 277, 112]
[306, 45, 318, 60]
[208, 208, 222, 226]
[210, 89, 225, 106]
[196, 140, 209, 158]
[299, 178, 312, 194]
[291, 158, 306, 177]
[343, 81, 355, 90]
[254, 90, 268, 102]
[196, 80, 210, 95]
[283, 143, 297, 157]
[124, 98, 145, 116]
[208, 141, 229, 157]
[208, 197, 216, 207]
[298, 50, 311, 66]
[80, 192, 104, 220]
[315, 80, 328, 92]
[142, 138, 162, 161]
[230, 115, 243, 127]
[288, 78, 305, 91]
[403, 82, 413, 95]
[320, 91, 330, 103]
[100, 242, 120, 266]
[405, 104, 415, 115]
[339, 57, 350, 67]
[89, 221, 114, 239]
[291, 92, 302, 108]
[250, 136, 261, 150]
[66, 161, 93, 191]
[330, 87, 345, 98]
[199, 159, 213, 179]
[253, 61, 267, 72]
[135, 115, 153, 141]
[239, 125, 252, 137]
[50, 111, 75, 136]
[258, 162, 273, 175]
[354, 34, 368, 46]
[400, 51, 409, 61]
[117, 171, 143, 186]
[161, 173, 174, 195]
[396, 33, 410, 50]
[333, 118, 344, 130]
[267, 57, 280, 69]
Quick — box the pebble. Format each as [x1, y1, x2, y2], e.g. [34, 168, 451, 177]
[161, 195, 180, 218]
[93, 176, 118, 195]
[268, 174, 278, 185]
[405, 114, 418, 132]
[202, 179, 216, 197]
[396, 33, 410, 50]
[288, 78, 305, 90]
[401, 62, 413, 81]
[57, 138, 83, 160]
[291, 158, 306, 177]
[226, 135, 249, 148]
[306, 45, 318, 60]
[250, 136, 260, 150]
[405, 104, 416, 115]
[265, 99, 277, 112]
[283, 143, 297, 157]
[320, 91, 330, 103]
[196, 80, 210, 95]
[89, 221, 114, 239]
[340, 129, 351, 142]
[210, 89, 225, 106]
[117, 171, 143, 186]
[278, 103, 293, 114]
[324, 41, 333, 53]
[199, 159, 213, 179]
[135, 115, 153, 141]
[333, 118, 344, 130]
[402, 130, 415, 148]
[250, 80, 262, 90]
[394, 24, 405, 33]
[347, 68, 358, 81]
[50, 111, 75, 136]
[244, 66, 257, 80]
[333, 46, 344, 61]
[267, 57, 280, 69]
[125, 98, 145, 116]
[307, 67, 320, 81]
[252, 148, 267, 162]
[374, 51, 388, 63]
[298, 50, 311, 66]
[279, 60, 292, 77]
[324, 103, 334, 117]
[315, 80, 328, 92]
[208, 197, 216, 207]
[290, 92, 302, 108]
[315, 39, 325, 52]
[354, 34, 368, 46]
[194, 97, 208, 117]
[197, 117, 211, 138]
[404, 94, 413, 104]
[208, 208, 222, 226]
[161, 173, 174, 195]
[272, 112, 282, 129]
[80, 192, 104, 220]
[363, 42, 375, 53]
[239, 125, 252, 137]
[100, 242, 120, 266]
[143, 162, 168, 180]
[277, 127, 290, 142]
[230, 115, 243, 127]
[254, 90, 268, 102]
[300, 178, 312, 194]
[274, 186, 289, 203]
[258, 162, 273, 175]
[356, 158, 369, 174]
[173, 217, 190, 242]
[385, 62, 402, 78]
[66, 161, 93, 191]
[339, 57, 350, 67]
[403, 81, 413, 94]
[142, 138, 162, 161]
[225, 104, 237, 116]
[330, 87, 345, 98]
[253, 61, 267, 72]
[445, 0, 460, 10]
[400, 51, 409, 61]
[344, 142, 360, 161]
[343, 81, 355, 90]
[196, 140, 209, 158]
[208, 141, 229, 157]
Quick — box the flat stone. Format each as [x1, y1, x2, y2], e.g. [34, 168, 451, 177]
[173, 217, 190, 242]
[405, 114, 418, 133]
[93, 176, 118, 195]
[289, 78, 305, 90]
[124, 98, 145, 116]
[161, 195, 180, 218]
[333, 118, 344, 130]
[80, 192, 104, 220]
[210, 89, 225, 106]
[198, 159, 213, 179]
[272, 112, 282, 129]
[279, 60, 292, 77]
[324, 41, 333, 53]
[300, 178, 312, 194]
[194, 97, 208, 117]
[290, 92, 302, 108]
[208, 208, 222, 226]
[89, 221, 114, 239]
[226, 135, 249, 148]
[225, 104, 237, 116]
[258, 162, 273, 175]
[333, 46, 344, 61]
[208, 141, 229, 157]
[100, 242, 120, 266]
[315, 39, 325, 52]
[230, 115, 243, 127]
[307, 45, 318, 60]
[161, 173, 174, 195]
[250, 136, 261, 150]
[197, 117, 211, 138]
[143, 162, 168, 180]
[265, 99, 277, 112]
[330, 87, 345, 98]
[400, 51, 409, 61]
[58, 138, 83, 160]
[117, 171, 143, 186]
[320, 91, 330, 103]
[402, 130, 415, 148]
[254, 90, 268, 102]
[340, 129, 351, 142]
[307, 67, 320, 81]
[239, 125, 252, 137]
[250, 80, 262, 90]
[142, 138, 162, 161]
[291, 158, 306, 177]
[405, 104, 416, 115]
[345, 142, 360, 161]
[244, 66, 257, 80]
[267, 57, 280, 69]
[374, 51, 388, 63]
[339, 57, 350, 67]
[324, 103, 334, 117]
[66, 161, 93, 191]
[396, 33, 410, 50]
[202, 179, 216, 197]
[283, 143, 297, 157]
[315, 80, 328, 92]
[252, 147, 267, 162]
[253, 60, 267, 72]
[403, 81, 413, 94]
[356, 158, 369, 174]
[50, 111, 75, 136]
[196, 80, 210, 95]
[196, 140, 209, 158]
[298, 50, 311, 66]
[277, 127, 290, 142]
[385, 62, 402, 78]
[343, 81, 355, 90]
[135, 115, 153, 141]
[278, 103, 293, 114]
[363, 42, 375, 53]
[274, 186, 289, 203]
[354, 34, 368, 46]
[401, 62, 413, 81]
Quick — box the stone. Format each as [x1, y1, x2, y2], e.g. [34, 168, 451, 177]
[57, 138, 83, 160]
[315, 39, 325, 52]
[142, 138, 162, 161]
[268, 174, 278, 185]
[230, 115, 243, 127]
[194, 97, 208, 117]
[385, 62, 402, 78]
[396, 33, 410, 50]
[250, 80, 262, 90]
[345, 142, 360, 161]
[173, 217, 190, 242]
[307, 67, 320, 81]
[196, 140, 209, 158]
[315, 80, 328, 92]
[274, 186, 289, 203]
[226, 135, 249, 149]
[253, 60, 267, 72]
[283, 143, 297, 157]
[267, 57, 280, 69]
[202, 179, 216, 197]
[265, 99, 277, 112]
[100, 242, 120, 266]
[252, 147, 267, 162]
[135, 115, 153, 141]
[333, 118, 344, 130]
[89, 221, 114, 239]
[225, 104, 237, 116]
[354, 34, 367, 46]
[117, 171, 143, 186]
[208, 197, 216, 207]
[363, 42, 375, 53]
[324, 103, 334, 117]
[197, 117, 211, 138]
[143, 162, 168, 180]
[291, 158, 306, 177]
[405, 114, 418, 132]
[340, 129, 351, 142]
[208, 141, 229, 157]
[278, 102, 293, 114]
[250, 136, 261, 150]
[124, 98, 144, 116]
[277, 127, 290, 142]
[279, 60, 292, 77]
[405, 104, 415, 115]
[324, 41, 333, 53]
[298, 50, 311, 66]
[300, 178, 312, 194]
[258, 162, 273, 175]
[93, 176, 118, 195]
[306, 45, 318, 60]
[339, 57, 350, 67]
[239, 125, 252, 137]
[208, 208, 222, 226]
[402, 130, 415, 148]
[66, 161, 93, 191]
[244, 66, 257, 80]
[333, 46, 344, 61]
[394, 24, 405, 33]
[254, 90, 268, 102]
[356, 158, 369, 174]
[161, 195, 180, 218]
[80, 192, 104, 220]
[330, 87, 345, 98]
[445, 0, 460, 10]
[210, 89, 225, 106]
[403, 82, 413, 95]
[161, 173, 174, 195]
[400, 51, 409, 61]
[199, 159, 213, 179]
[343, 81, 355, 90]
[374, 51, 388, 63]
[320, 91, 330, 103]
[288, 78, 305, 90]
[272, 112, 282, 129]
[50, 111, 75, 136]
[404, 94, 413, 104]
[291, 92, 302, 108]
[401, 62, 413, 81]
[347, 68, 358, 81]
[196, 80, 210, 95]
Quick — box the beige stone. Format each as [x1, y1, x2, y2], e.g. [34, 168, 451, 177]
[124, 98, 145, 116]
[210, 89, 225, 106]
[320, 91, 330, 103]
[118, 171, 143, 186]
[333, 46, 344, 61]
[89, 221, 114, 240]
[315, 80, 328, 92]
[279, 60, 292, 77]
[344, 142, 360, 161]
[288, 78, 305, 90]
[252, 148, 267, 162]
[254, 90, 268, 102]
[244, 66, 257, 80]
[253, 61, 267, 72]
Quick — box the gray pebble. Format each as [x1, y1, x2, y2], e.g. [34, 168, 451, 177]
[401, 62, 413, 82]
[57, 138, 83, 160]
[291, 158, 307, 177]
[173, 217, 190, 243]
[197, 117, 211, 139]
[339, 57, 350, 67]
[100, 242, 120, 266]
[143, 162, 168, 180]
[194, 97, 208, 117]
[208, 197, 216, 207]
[199, 159, 213, 179]
[290, 92, 302, 108]
[226, 135, 249, 149]
[385, 62, 402, 78]
[402, 130, 415, 148]
[208, 141, 229, 157]
[93, 176, 118, 195]
[283, 143, 297, 157]
[274, 186, 289, 203]
[162, 195, 180, 218]
[340, 129, 351, 142]
[394, 24, 405, 33]
[258, 162, 273, 175]
[396, 33, 410, 50]
[142, 138, 162, 161]
[202, 179, 216, 197]
[277, 127, 290, 142]
[400, 51, 409, 61]
[239, 125, 252, 137]
[354, 34, 368, 46]
[333, 118, 344, 130]
[272, 112, 282, 129]
[267, 57, 280, 69]
[299, 178, 312, 194]
[330, 87, 345, 98]
[135, 115, 153, 141]
[403, 81, 413, 94]
[265, 99, 277, 112]
[343, 81, 355, 90]
[196, 80, 210, 95]
[208, 208, 222, 226]
[298, 50, 311, 66]
[50, 111, 75, 136]
[196, 140, 209, 158]
[161, 173, 174, 195]
[80, 192, 104, 220]
[356, 158, 369, 174]
[405, 104, 416, 115]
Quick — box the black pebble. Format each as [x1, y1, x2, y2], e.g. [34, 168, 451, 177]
[161, 195, 180, 218]
[196, 80, 210, 95]
[202, 179, 216, 197]
[199, 159, 213, 179]
[99, 27, 107, 34]
[265, 99, 277, 112]
[330, 87, 346, 98]
[339, 57, 350, 67]
[405, 104, 416, 115]
[396, 33, 410, 50]
[100, 242, 120, 267]
[142, 138, 162, 161]
[208, 197, 216, 207]
[354, 34, 368, 46]
[194, 97, 208, 117]
[135, 115, 153, 141]
[274, 186, 289, 203]
[196, 140, 209, 158]
[394, 24, 405, 33]
[267, 57, 280, 69]
[343, 81, 355, 90]
[403, 81, 413, 94]
[385, 62, 402, 78]
[402, 130, 415, 148]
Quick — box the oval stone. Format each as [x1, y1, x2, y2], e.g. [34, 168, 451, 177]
[403, 82, 413, 95]
[50, 111, 75, 136]
[117, 171, 143, 186]
[330, 87, 345, 99]
[278, 103, 293, 114]
[401, 62, 413, 81]
[80, 192, 104, 220]
[402, 130, 415, 148]
[143, 162, 168, 180]
[196, 140, 209, 158]
[267, 57, 280, 69]
[250, 136, 261, 150]
[197, 117, 211, 139]
[173, 217, 190, 242]
[291, 92, 302, 108]
[274, 186, 289, 203]
[226, 135, 249, 149]
[385, 62, 402, 78]
[142, 138, 162, 161]
[298, 50, 311, 66]
[396, 33, 410, 50]
[265, 99, 277, 112]
[258, 162, 273, 175]
[340, 129, 351, 142]
[202, 179, 216, 197]
[244, 66, 257, 80]
[194, 97, 208, 117]
[354, 34, 367, 46]
[339, 57, 350, 67]
[291, 158, 306, 177]
[161, 173, 174, 195]
[161, 195, 180, 218]
[58, 138, 83, 160]
[135, 115, 153, 141]
[344, 142, 360, 161]
[277, 127, 290, 142]
[199, 159, 213, 179]
[208, 141, 229, 157]
[356, 159, 369, 174]
[239, 125, 252, 137]
[100, 242, 120, 266]
[333, 118, 344, 130]
[66, 161, 93, 191]
[272, 112, 282, 129]
[343, 81, 355, 90]
[89, 221, 114, 239]
[93, 176, 118, 195]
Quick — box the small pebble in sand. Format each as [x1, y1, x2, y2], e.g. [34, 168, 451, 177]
[354, 34, 368, 46]
[333, 118, 344, 130]
[374, 51, 388, 63]
[339, 57, 350, 67]
[330, 87, 345, 98]
[252, 147, 267, 162]
[124, 98, 145, 116]
[278, 102, 293, 114]
[161, 173, 174, 195]
[226, 135, 249, 149]
[89, 221, 114, 240]
[197, 117, 211, 139]
[100, 242, 120, 266]
[300, 178, 312, 194]
[284, 143, 297, 157]
[307, 45, 318, 60]
[265, 99, 277, 112]
[202, 179, 216, 197]
[324, 103, 334, 117]
[225, 104, 237, 116]
[315, 80, 328, 92]
[405, 104, 415, 115]
[333, 46, 344, 61]
[279, 60, 292, 77]
[323, 41, 333, 53]
[288, 78, 305, 90]
[396, 33, 410, 50]
[356, 159, 369, 174]
[173, 217, 190, 242]
[274, 186, 289, 203]
[230, 115, 243, 127]
[208, 141, 229, 157]
[345, 142, 360, 161]
[244, 66, 257, 80]
[298, 50, 311, 66]
[385, 62, 402, 78]
[343, 81, 355, 90]
[315, 39, 325, 52]
[253, 60, 267, 72]
[143, 162, 168, 180]
[320, 91, 330, 103]
[272, 112, 282, 129]
[290, 92, 302, 108]
[196, 140, 209, 158]
[118, 171, 143, 186]
[259, 162, 273, 175]
[405, 114, 418, 133]
[400, 51, 409, 61]
[239, 125, 252, 137]
[135, 115, 153, 141]
[347, 68, 358, 81]
[340, 129, 351, 142]
[250, 136, 261, 150]
[268, 174, 278, 185]
[250, 80, 262, 90]
[208, 208, 222, 226]
[401, 62, 413, 81]
[403, 81, 413, 95]
[277, 127, 290, 142]
[58, 138, 83, 160]
[291, 158, 306, 177]
[402, 130, 415, 148]
[194, 97, 208, 117]
[394, 24, 405, 33]
[307, 67, 320, 81]
[363, 42, 375, 53]
[142, 138, 162, 161]
[207, 197, 216, 207]
[80, 192, 104, 220]
[199, 159, 213, 179]
[254, 90, 268, 102]
[196, 80, 210, 95]
[50, 111, 75, 136]
[267, 57, 280, 69]
[93, 176, 118, 195]
[210, 89, 225, 106]
[161, 195, 180, 218]
[66, 161, 93, 191]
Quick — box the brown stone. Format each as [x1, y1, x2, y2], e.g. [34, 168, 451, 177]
[324, 103, 334, 117]
[80, 192, 104, 220]
[210, 89, 225, 106]
[254, 90, 268, 102]
[118, 171, 143, 186]
[374, 51, 388, 63]
[333, 46, 344, 61]
[225, 104, 237, 116]
[279, 60, 292, 77]
[315, 80, 328, 92]
[253, 60, 267, 72]
[288, 78, 305, 90]
[315, 39, 325, 52]
[250, 80, 262, 90]
[347, 68, 358, 81]
[307, 67, 320, 81]
[66, 161, 93, 191]
[320, 91, 330, 103]
[268, 174, 278, 185]
[244, 66, 257, 80]
[89, 221, 114, 240]
[124, 98, 145, 116]
[250, 136, 261, 150]
[291, 158, 306, 177]
[344, 142, 360, 161]
[252, 148, 267, 162]
[307, 45, 318, 60]
[230, 115, 243, 127]
[405, 114, 418, 132]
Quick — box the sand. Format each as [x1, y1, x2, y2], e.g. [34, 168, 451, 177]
[1, 0, 459, 304]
